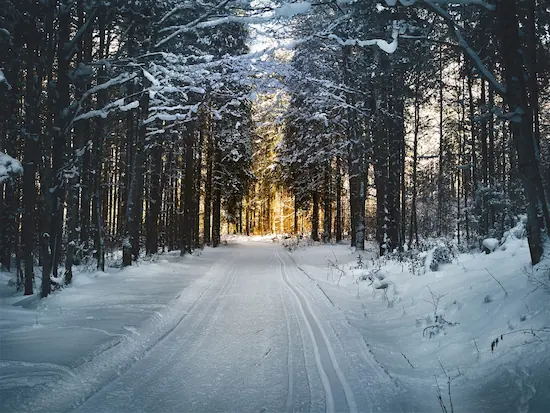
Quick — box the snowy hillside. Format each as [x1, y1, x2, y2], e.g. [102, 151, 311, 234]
[286, 226, 550, 412]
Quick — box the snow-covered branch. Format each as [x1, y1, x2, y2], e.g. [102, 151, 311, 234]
[326, 20, 400, 54]
[0, 152, 23, 182]
[384, 0, 495, 11]
[72, 98, 139, 122]
[67, 72, 139, 130]
[155, 0, 232, 48]
[423, 0, 505, 95]
[0, 68, 11, 89]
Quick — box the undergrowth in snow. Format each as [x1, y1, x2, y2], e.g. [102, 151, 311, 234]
[288, 222, 550, 412]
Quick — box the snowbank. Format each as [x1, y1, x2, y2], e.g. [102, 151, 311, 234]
[288, 233, 550, 412]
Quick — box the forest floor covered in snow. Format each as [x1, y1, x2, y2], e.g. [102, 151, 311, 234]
[284, 227, 550, 412]
[0, 249, 225, 412]
[0, 229, 549, 412]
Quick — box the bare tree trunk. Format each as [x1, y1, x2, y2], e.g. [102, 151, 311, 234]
[294, 195, 298, 234]
[181, 123, 195, 255]
[437, 45, 445, 236]
[23, 35, 41, 295]
[408, 75, 420, 249]
[146, 143, 163, 255]
[323, 164, 331, 243]
[50, 2, 71, 283]
[497, 0, 548, 264]
[311, 191, 319, 242]
[335, 156, 342, 242]
[387, 76, 403, 252]
[123, 84, 149, 266]
[194, 119, 205, 248]
[212, 142, 221, 247]
[204, 125, 213, 245]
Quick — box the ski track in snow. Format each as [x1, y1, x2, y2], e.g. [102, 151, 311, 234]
[3, 256, 235, 413]
[276, 249, 358, 413]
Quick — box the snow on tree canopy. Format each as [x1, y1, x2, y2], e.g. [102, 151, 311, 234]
[275, 2, 312, 17]
[0, 152, 23, 182]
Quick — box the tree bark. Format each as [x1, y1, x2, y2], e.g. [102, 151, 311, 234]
[146, 143, 163, 255]
[212, 142, 221, 247]
[335, 156, 342, 242]
[22, 34, 41, 296]
[497, 0, 548, 264]
[311, 191, 319, 242]
[181, 123, 195, 255]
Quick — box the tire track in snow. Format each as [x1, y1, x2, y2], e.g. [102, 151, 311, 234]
[276, 250, 358, 413]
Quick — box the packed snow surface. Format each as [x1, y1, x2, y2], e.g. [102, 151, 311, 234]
[1, 235, 549, 412]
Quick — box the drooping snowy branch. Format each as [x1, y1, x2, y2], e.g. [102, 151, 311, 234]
[68, 72, 139, 128]
[72, 98, 140, 122]
[423, 0, 506, 95]
[326, 20, 400, 54]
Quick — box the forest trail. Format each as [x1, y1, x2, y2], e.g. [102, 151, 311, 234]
[47, 241, 402, 413]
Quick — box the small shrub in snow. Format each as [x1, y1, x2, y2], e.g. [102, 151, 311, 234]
[423, 315, 459, 339]
[326, 254, 345, 285]
[421, 287, 459, 339]
[523, 265, 550, 295]
[490, 327, 550, 353]
[429, 245, 454, 271]
[424, 286, 447, 316]
[482, 238, 499, 254]
[354, 254, 366, 269]
[282, 237, 299, 252]
[483, 294, 493, 304]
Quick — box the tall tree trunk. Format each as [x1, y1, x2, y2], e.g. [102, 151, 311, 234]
[323, 164, 331, 242]
[387, 75, 403, 252]
[79, 13, 93, 256]
[181, 123, 195, 255]
[50, 2, 71, 282]
[194, 119, 205, 248]
[0, 40, 22, 271]
[408, 75, 420, 249]
[146, 143, 163, 255]
[488, 86, 496, 229]
[23, 34, 41, 296]
[212, 142, 221, 247]
[437, 45, 445, 236]
[497, 0, 548, 264]
[123, 85, 149, 265]
[93, 13, 107, 271]
[294, 195, 298, 234]
[480, 80, 489, 235]
[311, 191, 319, 242]
[204, 126, 213, 245]
[343, 46, 365, 250]
[335, 156, 342, 242]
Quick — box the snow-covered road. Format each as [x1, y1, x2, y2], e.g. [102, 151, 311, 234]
[71, 243, 403, 413]
[1, 241, 407, 413]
